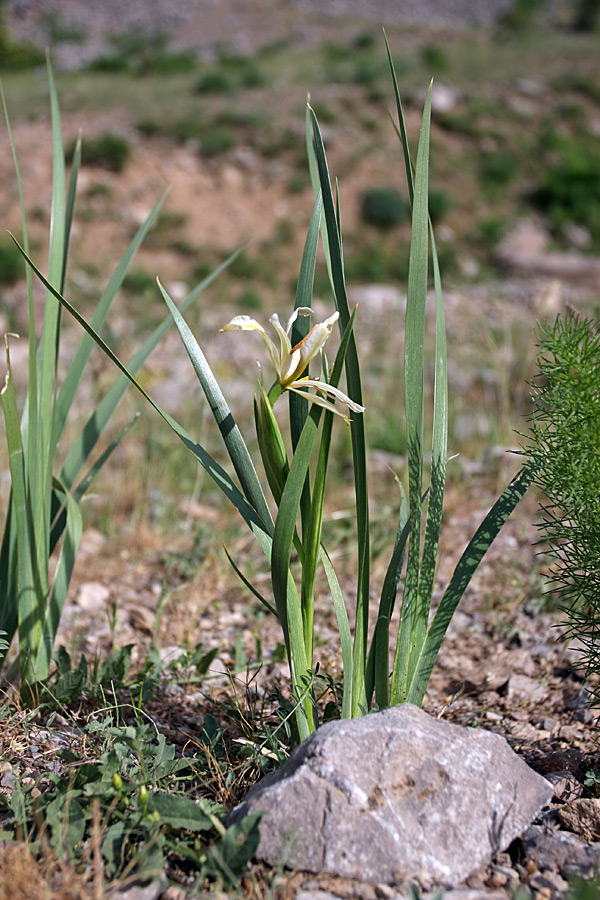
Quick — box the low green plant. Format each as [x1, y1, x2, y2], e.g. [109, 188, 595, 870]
[479, 150, 520, 190]
[88, 30, 194, 76]
[0, 7, 45, 71]
[361, 186, 411, 228]
[428, 187, 454, 222]
[0, 64, 231, 688]
[0, 236, 22, 284]
[78, 131, 132, 173]
[0, 703, 261, 888]
[567, 875, 600, 900]
[524, 311, 600, 705]
[42, 11, 86, 45]
[142, 50, 197, 75]
[238, 288, 263, 311]
[122, 268, 157, 297]
[200, 126, 237, 157]
[196, 69, 234, 94]
[22, 40, 538, 741]
[530, 142, 600, 243]
[420, 43, 448, 73]
[497, 0, 544, 33]
[572, 0, 600, 31]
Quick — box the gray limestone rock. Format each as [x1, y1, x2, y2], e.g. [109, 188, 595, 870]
[229, 705, 552, 887]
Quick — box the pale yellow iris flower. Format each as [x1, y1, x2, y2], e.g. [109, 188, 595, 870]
[220, 307, 364, 424]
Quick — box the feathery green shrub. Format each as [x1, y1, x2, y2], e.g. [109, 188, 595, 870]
[525, 311, 600, 701]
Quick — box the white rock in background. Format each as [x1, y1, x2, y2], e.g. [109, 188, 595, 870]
[74, 581, 110, 612]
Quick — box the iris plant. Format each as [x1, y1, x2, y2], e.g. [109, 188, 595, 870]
[9, 41, 538, 738]
[221, 308, 364, 422]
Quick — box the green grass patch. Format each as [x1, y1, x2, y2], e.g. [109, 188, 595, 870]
[361, 187, 411, 229]
[75, 131, 132, 173]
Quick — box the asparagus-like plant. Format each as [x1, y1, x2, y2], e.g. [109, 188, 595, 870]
[525, 310, 600, 701]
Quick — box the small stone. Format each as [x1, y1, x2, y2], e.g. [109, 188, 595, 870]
[374, 886, 397, 900]
[160, 888, 187, 900]
[529, 871, 569, 896]
[563, 223, 592, 249]
[558, 799, 600, 841]
[128, 605, 155, 634]
[74, 581, 110, 612]
[112, 878, 166, 900]
[558, 724, 584, 744]
[545, 771, 583, 803]
[487, 865, 509, 887]
[295, 893, 341, 900]
[431, 83, 460, 113]
[507, 674, 549, 705]
[488, 864, 518, 888]
[521, 825, 600, 877]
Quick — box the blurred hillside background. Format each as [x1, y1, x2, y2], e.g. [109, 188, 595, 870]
[1, 0, 599, 532]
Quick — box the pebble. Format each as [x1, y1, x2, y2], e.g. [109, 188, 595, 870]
[528, 871, 569, 897]
[545, 771, 584, 802]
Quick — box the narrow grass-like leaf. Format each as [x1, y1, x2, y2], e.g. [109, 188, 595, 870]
[157, 280, 273, 533]
[405, 459, 540, 705]
[290, 192, 323, 454]
[366, 485, 409, 709]
[0, 81, 37, 656]
[59, 250, 241, 493]
[407, 206, 448, 684]
[384, 30, 414, 207]
[30, 58, 66, 640]
[12, 243, 270, 542]
[1, 336, 40, 680]
[222, 545, 277, 618]
[0, 496, 18, 647]
[0, 80, 37, 435]
[300, 311, 357, 665]
[271, 408, 319, 732]
[62, 134, 81, 290]
[54, 192, 167, 453]
[35, 485, 82, 679]
[50, 415, 140, 555]
[39, 55, 66, 450]
[320, 547, 353, 718]
[309, 108, 370, 717]
[254, 385, 289, 506]
[390, 84, 433, 706]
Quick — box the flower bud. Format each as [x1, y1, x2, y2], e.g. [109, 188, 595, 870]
[254, 384, 289, 505]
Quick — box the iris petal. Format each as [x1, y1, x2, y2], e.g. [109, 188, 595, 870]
[220, 308, 364, 423]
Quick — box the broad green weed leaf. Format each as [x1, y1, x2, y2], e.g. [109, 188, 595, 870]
[147, 793, 214, 831]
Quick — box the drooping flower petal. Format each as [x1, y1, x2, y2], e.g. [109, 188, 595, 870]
[285, 306, 313, 334]
[298, 377, 365, 413]
[221, 315, 280, 373]
[287, 384, 353, 424]
[220, 307, 364, 424]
